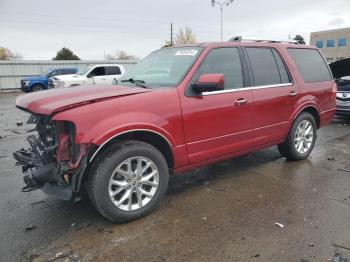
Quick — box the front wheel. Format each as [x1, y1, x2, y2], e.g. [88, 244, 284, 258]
[31, 84, 44, 92]
[87, 140, 169, 222]
[278, 112, 317, 161]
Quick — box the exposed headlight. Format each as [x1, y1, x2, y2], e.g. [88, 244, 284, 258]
[37, 122, 56, 147]
[43, 124, 56, 146]
[23, 80, 31, 86]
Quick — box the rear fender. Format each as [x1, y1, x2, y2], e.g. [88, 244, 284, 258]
[291, 101, 320, 127]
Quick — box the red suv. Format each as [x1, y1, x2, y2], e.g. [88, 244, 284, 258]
[14, 39, 336, 222]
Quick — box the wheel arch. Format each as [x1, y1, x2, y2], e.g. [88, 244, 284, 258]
[293, 105, 320, 128]
[30, 82, 46, 89]
[89, 129, 174, 171]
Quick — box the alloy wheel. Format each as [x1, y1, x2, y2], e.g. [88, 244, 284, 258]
[294, 120, 314, 154]
[108, 156, 159, 211]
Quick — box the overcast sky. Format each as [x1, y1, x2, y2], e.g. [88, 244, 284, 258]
[0, 0, 349, 60]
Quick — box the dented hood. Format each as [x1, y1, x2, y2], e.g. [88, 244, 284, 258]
[16, 85, 152, 115]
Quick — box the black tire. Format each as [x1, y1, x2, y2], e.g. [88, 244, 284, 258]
[31, 84, 44, 92]
[278, 112, 317, 161]
[87, 140, 169, 222]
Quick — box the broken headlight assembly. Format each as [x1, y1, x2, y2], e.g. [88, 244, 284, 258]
[13, 114, 86, 200]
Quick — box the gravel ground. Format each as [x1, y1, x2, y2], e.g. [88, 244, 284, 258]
[1, 92, 350, 262]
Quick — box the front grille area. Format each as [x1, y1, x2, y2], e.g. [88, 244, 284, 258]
[20, 80, 26, 88]
[336, 92, 350, 102]
[48, 79, 54, 88]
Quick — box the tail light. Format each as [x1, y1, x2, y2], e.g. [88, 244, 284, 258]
[332, 81, 337, 93]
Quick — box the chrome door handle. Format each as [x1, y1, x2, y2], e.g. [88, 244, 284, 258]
[290, 91, 297, 97]
[235, 98, 247, 105]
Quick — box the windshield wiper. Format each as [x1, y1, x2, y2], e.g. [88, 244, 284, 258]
[121, 78, 149, 89]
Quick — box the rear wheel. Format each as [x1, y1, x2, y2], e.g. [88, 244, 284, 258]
[278, 112, 317, 161]
[87, 140, 169, 222]
[31, 84, 44, 92]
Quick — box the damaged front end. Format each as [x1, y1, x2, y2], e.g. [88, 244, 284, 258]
[13, 114, 89, 201]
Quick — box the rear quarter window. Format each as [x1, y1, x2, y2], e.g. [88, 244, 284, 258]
[287, 48, 332, 83]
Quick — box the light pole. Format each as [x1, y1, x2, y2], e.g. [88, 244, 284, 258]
[211, 0, 234, 41]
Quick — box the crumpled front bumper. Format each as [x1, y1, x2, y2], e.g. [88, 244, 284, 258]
[13, 135, 73, 200]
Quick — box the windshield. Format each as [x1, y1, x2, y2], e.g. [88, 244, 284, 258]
[41, 69, 52, 77]
[119, 47, 203, 87]
[77, 66, 92, 75]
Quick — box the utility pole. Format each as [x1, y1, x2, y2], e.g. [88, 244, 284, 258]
[170, 22, 173, 46]
[211, 0, 235, 41]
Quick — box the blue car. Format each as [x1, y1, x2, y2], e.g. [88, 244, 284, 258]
[20, 68, 78, 92]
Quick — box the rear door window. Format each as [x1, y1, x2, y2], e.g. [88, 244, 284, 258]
[246, 47, 290, 86]
[106, 66, 121, 75]
[287, 48, 332, 83]
[271, 49, 291, 84]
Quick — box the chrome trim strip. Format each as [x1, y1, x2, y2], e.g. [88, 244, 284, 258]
[202, 83, 293, 96]
[89, 129, 173, 163]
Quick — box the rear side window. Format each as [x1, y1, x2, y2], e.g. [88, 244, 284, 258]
[106, 66, 121, 75]
[246, 47, 290, 86]
[194, 47, 243, 90]
[272, 49, 291, 84]
[288, 48, 332, 83]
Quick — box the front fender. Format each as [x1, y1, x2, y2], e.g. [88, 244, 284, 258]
[29, 81, 48, 89]
[53, 110, 179, 147]
[51, 88, 184, 151]
[89, 113, 176, 146]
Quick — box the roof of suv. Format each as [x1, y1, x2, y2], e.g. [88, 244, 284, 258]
[172, 41, 315, 49]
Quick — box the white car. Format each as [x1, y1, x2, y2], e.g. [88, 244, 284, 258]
[49, 64, 125, 88]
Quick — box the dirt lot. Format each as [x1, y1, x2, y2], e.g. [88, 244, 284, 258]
[1, 92, 350, 262]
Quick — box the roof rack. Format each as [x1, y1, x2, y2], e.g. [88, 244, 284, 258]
[229, 36, 300, 44]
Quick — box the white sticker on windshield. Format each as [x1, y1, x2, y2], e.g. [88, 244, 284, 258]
[175, 49, 198, 56]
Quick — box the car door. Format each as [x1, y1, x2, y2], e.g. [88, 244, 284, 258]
[244, 47, 297, 146]
[89, 66, 108, 84]
[181, 47, 254, 164]
[105, 66, 122, 84]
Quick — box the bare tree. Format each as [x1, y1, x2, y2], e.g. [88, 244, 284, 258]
[106, 51, 138, 60]
[0, 47, 22, 60]
[164, 26, 196, 47]
[175, 26, 196, 44]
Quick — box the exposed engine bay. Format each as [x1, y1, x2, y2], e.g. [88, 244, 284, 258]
[13, 114, 89, 200]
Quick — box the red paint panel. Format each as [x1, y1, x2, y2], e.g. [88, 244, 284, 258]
[181, 90, 254, 164]
[253, 84, 297, 146]
[16, 85, 151, 115]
